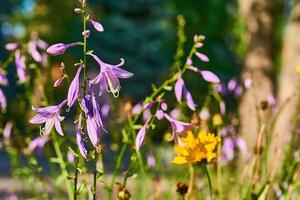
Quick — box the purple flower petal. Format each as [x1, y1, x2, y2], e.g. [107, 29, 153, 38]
[155, 110, 164, 120]
[101, 103, 110, 118]
[44, 117, 55, 135]
[89, 19, 104, 32]
[0, 73, 8, 86]
[132, 103, 142, 115]
[234, 85, 243, 97]
[5, 43, 19, 51]
[67, 151, 75, 163]
[36, 38, 48, 49]
[54, 117, 64, 136]
[219, 101, 226, 115]
[0, 88, 6, 112]
[3, 121, 13, 139]
[135, 117, 151, 151]
[161, 102, 168, 111]
[54, 76, 66, 87]
[195, 52, 209, 62]
[15, 50, 27, 83]
[185, 90, 196, 111]
[29, 135, 50, 151]
[86, 117, 99, 147]
[29, 112, 53, 124]
[175, 74, 184, 102]
[170, 108, 180, 119]
[112, 67, 133, 78]
[28, 41, 42, 62]
[164, 113, 193, 139]
[91, 94, 103, 128]
[200, 70, 220, 83]
[77, 114, 88, 158]
[67, 66, 82, 107]
[227, 78, 237, 91]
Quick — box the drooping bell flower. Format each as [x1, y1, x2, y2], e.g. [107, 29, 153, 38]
[188, 66, 220, 83]
[29, 135, 50, 152]
[76, 113, 88, 158]
[135, 116, 151, 151]
[15, 50, 27, 83]
[47, 42, 82, 56]
[164, 113, 193, 142]
[67, 65, 82, 107]
[175, 74, 196, 111]
[0, 88, 7, 112]
[87, 53, 133, 97]
[81, 92, 104, 147]
[89, 19, 104, 32]
[29, 99, 67, 136]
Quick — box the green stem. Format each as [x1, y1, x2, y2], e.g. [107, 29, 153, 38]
[186, 164, 195, 199]
[74, 156, 79, 200]
[93, 150, 98, 200]
[202, 165, 212, 200]
[51, 131, 73, 199]
[217, 128, 222, 199]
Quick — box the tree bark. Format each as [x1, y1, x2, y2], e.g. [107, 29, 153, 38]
[238, 0, 275, 160]
[268, 2, 300, 174]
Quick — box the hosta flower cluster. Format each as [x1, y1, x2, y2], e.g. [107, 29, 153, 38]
[29, 1, 133, 159]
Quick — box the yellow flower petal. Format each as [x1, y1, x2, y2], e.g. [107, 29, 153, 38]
[171, 156, 188, 165]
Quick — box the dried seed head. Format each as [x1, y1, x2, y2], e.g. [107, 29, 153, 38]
[117, 186, 131, 200]
[176, 181, 188, 196]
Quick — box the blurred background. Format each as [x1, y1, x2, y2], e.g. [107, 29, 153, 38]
[1, 0, 300, 198]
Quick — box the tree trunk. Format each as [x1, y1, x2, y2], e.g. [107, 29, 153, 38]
[268, 2, 300, 174]
[238, 0, 275, 160]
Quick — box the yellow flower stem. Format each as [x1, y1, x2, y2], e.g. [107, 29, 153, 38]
[217, 128, 222, 199]
[185, 164, 195, 200]
[202, 164, 212, 200]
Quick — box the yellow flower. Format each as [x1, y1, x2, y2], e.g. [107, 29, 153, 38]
[171, 131, 220, 165]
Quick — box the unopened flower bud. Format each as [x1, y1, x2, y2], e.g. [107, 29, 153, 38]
[82, 30, 90, 38]
[54, 75, 66, 87]
[193, 35, 205, 43]
[47, 42, 82, 56]
[74, 8, 83, 14]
